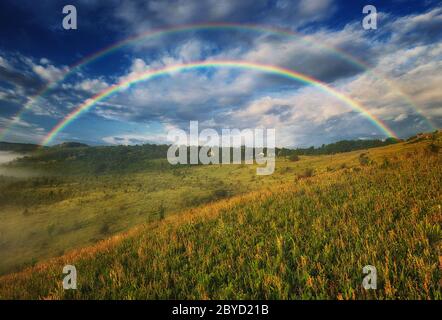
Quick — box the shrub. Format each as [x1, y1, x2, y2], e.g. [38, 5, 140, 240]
[158, 203, 166, 220]
[428, 143, 439, 154]
[213, 187, 229, 199]
[298, 167, 314, 179]
[99, 222, 110, 235]
[289, 154, 300, 162]
[381, 157, 390, 169]
[358, 153, 370, 166]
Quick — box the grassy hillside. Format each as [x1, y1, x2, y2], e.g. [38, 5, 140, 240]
[0, 132, 440, 299]
[0, 137, 407, 275]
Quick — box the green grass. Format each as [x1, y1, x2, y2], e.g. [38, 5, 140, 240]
[1, 152, 315, 274]
[0, 132, 440, 299]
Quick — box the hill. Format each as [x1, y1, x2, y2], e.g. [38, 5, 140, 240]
[278, 137, 401, 156]
[0, 131, 440, 299]
[0, 141, 41, 153]
[3, 137, 401, 175]
[55, 142, 90, 148]
[6, 143, 172, 175]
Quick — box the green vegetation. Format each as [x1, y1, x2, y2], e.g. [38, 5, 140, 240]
[5, 143, 171, 175]
[0, 142, 41, 153]
[279, 137, 400, 156]
[0, 132, 440, 299]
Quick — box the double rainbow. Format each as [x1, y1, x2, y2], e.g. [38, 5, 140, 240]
[0, 23, 434, 141]
[41, 60, 398, 146]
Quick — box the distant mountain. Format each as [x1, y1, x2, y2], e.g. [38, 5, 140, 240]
[55, 142, 89, 148]
[0, 141, 41, 153]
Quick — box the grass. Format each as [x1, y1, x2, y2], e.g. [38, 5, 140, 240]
[0, 132, 440, 299]
[1, 141, 402, 275]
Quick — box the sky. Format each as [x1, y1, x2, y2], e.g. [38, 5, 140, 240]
[0, 0, 440, 147]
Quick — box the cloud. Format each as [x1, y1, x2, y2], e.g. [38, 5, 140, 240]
[73, 78, 110, 93]
[1, 4, 441, 146]
[0, 65, 44, 94]
[88, 7, 442, 144]
[394, 114, 408, 122]
[0, 56, 10, 68]
[0, 115, 47, 144]
[31, 62, 68, 82]
[237, 30, 369, 83]
[102, 133, 169, 145]
[0, 53, 71, 103]
[113, 0, 335, 35]
[388, 7, 442, 46]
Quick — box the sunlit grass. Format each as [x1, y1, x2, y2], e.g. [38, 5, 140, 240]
[0, 132, 440, 299]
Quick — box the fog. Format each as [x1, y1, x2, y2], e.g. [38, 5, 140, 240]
[0, 151, 22, 164]
[0, 151, 40, 178]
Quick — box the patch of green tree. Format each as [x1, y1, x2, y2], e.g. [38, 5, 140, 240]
[278, 137, 400, 156]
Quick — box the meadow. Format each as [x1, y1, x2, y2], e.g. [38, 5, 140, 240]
[0, 132, 440, 299]
[0, 141, 391, 275]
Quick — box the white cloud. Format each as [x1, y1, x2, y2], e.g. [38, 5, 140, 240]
[74, 78, 109, 93]
[0, 56, 10, 68]
[394, 114, 408, 122]
[2, 6, 441, 146]
[102, 133, 168, 145]
[32, 62, 68, 82]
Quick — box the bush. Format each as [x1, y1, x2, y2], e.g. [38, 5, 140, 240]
[428, 143, 439, 154]
[298, 168, 314, 179]
[359, 153, 370, 166]
[158, 203, 166, 220]
[99, 222, 110, 235]
[381, 157, 391, 169]
[213, 187, 229, 199]
[289, 154, 300, 162]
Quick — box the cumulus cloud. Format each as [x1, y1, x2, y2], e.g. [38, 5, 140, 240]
[73, 78, 110, 93]
[89, 7, 442, 144]
[31, 63, 68, 82]
[1, 4, 441, 145]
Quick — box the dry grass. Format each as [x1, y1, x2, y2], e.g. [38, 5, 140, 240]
[0, 133, 440, 299]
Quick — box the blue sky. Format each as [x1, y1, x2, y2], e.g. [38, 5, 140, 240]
[0, 0, 441, 147]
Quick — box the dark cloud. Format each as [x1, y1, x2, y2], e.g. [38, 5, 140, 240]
[113, 0, 335, 32]
[389, 8, 442, 46]
[0, 65, 45, 94]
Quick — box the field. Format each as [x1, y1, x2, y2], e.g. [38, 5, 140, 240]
[0, 132, 440, 299]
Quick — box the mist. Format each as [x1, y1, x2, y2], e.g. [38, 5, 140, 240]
[0, 151, 22, 164]
[0, 151, 40, 178]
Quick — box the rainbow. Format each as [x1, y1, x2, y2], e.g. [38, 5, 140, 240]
[1, 23, 434, 140]
[41, 60, 398, 146]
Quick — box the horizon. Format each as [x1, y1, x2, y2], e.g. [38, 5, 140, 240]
[0, 132, 405, 150]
